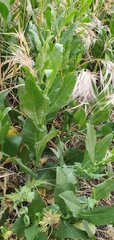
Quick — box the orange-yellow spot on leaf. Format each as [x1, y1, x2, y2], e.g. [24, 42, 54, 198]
[6, 127, 19, 138]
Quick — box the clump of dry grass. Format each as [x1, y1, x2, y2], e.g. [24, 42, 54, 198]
[0, 29, 36, 88]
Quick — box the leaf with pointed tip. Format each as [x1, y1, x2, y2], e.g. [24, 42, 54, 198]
[23, 77, 47, 125]
[59, 191, 81, 216]
[53, 220, 88, 240]
[12, 215, 26, 238]
[91, 179, 114, 200]
[59, 23, 77, 45]
[54, 167, 75, 214]
[79, 206, 114, 226]
[22, 118, 38, 153]
[48, 74, 75, 115]
[28, 191, 45, 223]
[0, 2, 9, 19]
[46, 43, 63, 87]
[95, 133, 113, 162]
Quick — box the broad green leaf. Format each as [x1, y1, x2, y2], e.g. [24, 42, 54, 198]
[64, 147, 84, 164]
[18, 145, 30, 166]
[74, 108, 87, 129]
[101, 125, 113, 137]
[0, 2, 9, 19]
[86, 123, 96, 163]
[82, 124, 96, 169]
[48, 43, 63, 86]
[74, 220, 96, 238]
[79, 206, 114, 226]
[23, 77, 47, 125]
[59, 23, 77, 45]
[48, 77, 62, 104]
[22, 118, 38, 153]
[1, 0, 12, 23]
[53, 220, 88, 240]
[3, 136, 22, 157]
[28, 191, 45, 223]
[54, 167, 75, 214]
[25, 224, 39, 240]
[90, 109, 109, 124]
[0, 122, 10, 144]
[63, 165, 77, 184]
[48, 74, 75, 114]
[59, 191, 81, 215]
[105, 122, 114, 130]
[91, 179, 114, 200]
[34, 232, 47, 240]
[38, 169, 56, 190]
[95, 134, 113, 162]
[82, 150, 93, 170]
[12, 215, 26, 238]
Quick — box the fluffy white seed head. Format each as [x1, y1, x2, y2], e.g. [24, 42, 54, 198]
[71, 69, 97, 103]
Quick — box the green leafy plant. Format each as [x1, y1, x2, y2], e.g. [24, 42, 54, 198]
[63, 123, 114, 179]
[1, 0, 114, 239]
[2, 166, 114, 240]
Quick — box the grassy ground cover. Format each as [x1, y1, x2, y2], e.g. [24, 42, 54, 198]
[0, 0, 114, 239]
